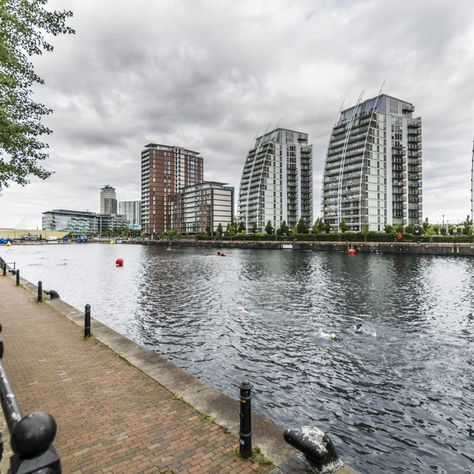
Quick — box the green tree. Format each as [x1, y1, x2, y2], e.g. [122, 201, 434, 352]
[205, 226, 211, 237]
[296, 218, 308, 234]
[251, 222, 257, 234]
[324, 222, 331, 233]
[339, 220, 348, 233]
[0, 0, 74, 189]
[311, 219, 320, 235]
[226, 222, 235, 236]
[394, 224, 404, 234]
[279, 220, 290, 236]
[422, 217, 430, 233]
[237, 221, 246, 233]
[216, 223, 223, 238]
[440, 226, 447, 235]
[463, 216, 472, 235]
[265, 220, 274, 236]
[384, 224, 394, 234]
[404, 224, 414, 234]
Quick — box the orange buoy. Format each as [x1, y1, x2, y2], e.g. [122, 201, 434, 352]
[347, 248, 356, 255]
[116, 258, 124, 267]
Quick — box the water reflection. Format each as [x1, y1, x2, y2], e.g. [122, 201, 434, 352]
[2, 244, 473, 473]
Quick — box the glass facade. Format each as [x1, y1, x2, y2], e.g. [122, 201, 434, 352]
[238, 128, 313, 232]
[322, 94, 422, 232]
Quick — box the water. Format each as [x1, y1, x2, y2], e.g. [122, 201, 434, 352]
[1, 243, 473, 473]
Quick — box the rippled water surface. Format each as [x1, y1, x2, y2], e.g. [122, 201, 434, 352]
[2, 243, 473, 473]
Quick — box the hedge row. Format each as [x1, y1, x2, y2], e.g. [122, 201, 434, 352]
[194, 232, 474, 243]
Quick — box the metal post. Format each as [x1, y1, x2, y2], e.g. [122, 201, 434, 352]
[84, 304, 91, 338]
[38, 281, 43, 302]
[239, 381, 252, 458]
[15, 269, 19, 286]
[2, 263, 5, 276]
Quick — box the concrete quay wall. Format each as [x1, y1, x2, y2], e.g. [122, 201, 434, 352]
[128, 239, 474, 257]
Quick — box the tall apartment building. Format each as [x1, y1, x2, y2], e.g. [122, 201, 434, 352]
[118, 200, 142, 229]
[322, 94, 422, 232]
[100, 185, 117, 215]
[238, 128, 312, 232]
[170, 182, 234, 233]
[141, 144, 203, 235]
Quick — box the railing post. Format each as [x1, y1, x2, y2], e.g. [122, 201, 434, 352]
[84, 304, 91, 338]
[38, 281, 43, 302]
[15, 269, 20, 286]
[239, 381, 252, 459]
[0, 325, 61, 473]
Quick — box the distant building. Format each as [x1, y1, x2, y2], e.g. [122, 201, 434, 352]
[238, 128, 313, 232]
[118, 200, 141, 230]
[43, 209, 98, 234]
[42, 209, 128, 234]
[170, 182, 234, 233]
[100, 185, 117, 215]
[322, 94, 422, 232]
[141, 144, 203, 235]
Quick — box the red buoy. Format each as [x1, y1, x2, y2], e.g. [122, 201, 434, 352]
[396, 233, 404, 242]
[347, 248, 356, 255]
[116, 258, 124, 267]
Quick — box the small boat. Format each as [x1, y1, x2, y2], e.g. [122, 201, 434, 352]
[281, 244, 293, 250]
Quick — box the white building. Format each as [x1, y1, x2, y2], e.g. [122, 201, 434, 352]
[238, 128, 313, 232]
[118, 200, 141, 230]
[322, 94, 422, 232]
[170, 182, 234, 233]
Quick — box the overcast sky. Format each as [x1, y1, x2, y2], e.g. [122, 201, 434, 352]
[1, 0, 474, 229]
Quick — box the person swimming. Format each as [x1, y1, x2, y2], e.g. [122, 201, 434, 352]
[353, 323, 363, 334]
[329, 333, 342, 342]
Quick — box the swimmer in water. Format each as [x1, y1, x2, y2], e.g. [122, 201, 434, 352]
[329, 333, 342, 342]
[354, 323, 363, 334]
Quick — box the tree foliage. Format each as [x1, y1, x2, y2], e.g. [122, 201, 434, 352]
[296, 217, 308, 234]
[265, 220, 274, 236]
[0, 0, 74, 189]
[339, 220, 348, 233]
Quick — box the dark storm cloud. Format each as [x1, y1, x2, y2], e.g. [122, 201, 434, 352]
[1, 0, 474, 227]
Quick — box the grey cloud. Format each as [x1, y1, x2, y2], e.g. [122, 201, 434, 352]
[1, 0, 473, 227]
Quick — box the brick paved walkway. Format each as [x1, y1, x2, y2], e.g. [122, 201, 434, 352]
[0, 275, 272, 474]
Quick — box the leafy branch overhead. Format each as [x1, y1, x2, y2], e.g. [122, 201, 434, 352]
[0, 0, 74, 190]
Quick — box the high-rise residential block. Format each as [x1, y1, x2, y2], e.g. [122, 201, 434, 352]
[100, 185, 117, 215]
[322, 94, 422, 232]
[141, 144, 203, 235]
[238, 128, 313, 232]
[170, 182, 234, 234]
[118, 200, 142, 230]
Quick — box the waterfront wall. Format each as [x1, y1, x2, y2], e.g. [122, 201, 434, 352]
[127, 239, 474, 256]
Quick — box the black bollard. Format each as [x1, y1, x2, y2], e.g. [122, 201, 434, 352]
[16, 269, 19, 286]
[38, 281, 43, 302]
[2, 262, 5, 276]
[84, 304, 91, 338]
[239, 381, 252, 458]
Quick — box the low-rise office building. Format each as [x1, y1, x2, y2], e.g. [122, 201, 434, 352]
[42, 209, 128, 234]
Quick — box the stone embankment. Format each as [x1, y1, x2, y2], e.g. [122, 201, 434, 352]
[128, 238, 474, 256]
[0, 269, 357, 473]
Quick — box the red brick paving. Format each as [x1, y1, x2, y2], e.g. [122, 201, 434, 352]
[0, 276, 272, 473]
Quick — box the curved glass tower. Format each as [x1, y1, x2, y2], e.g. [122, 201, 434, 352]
[238, 128, 312, 232]
[323, 94, 422, 232]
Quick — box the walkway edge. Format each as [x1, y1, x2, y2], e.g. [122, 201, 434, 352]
[17, 275, 357, 473]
